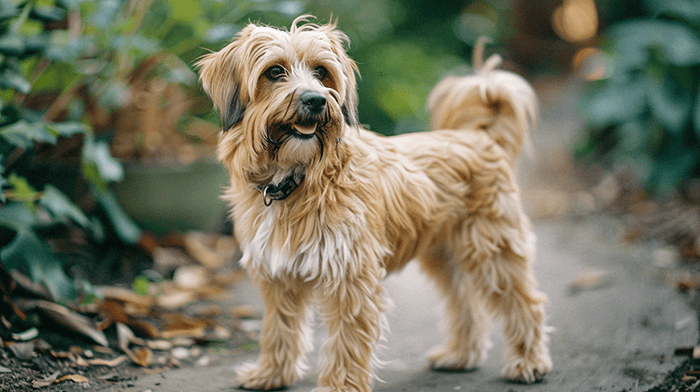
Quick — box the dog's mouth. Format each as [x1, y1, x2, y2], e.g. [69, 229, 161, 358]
[291, 122, 317, 139]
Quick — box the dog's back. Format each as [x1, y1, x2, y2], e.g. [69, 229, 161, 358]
[426, 38, 537, 165]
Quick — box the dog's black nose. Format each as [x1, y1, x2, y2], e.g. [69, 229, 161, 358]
[300, 91, 326, 113]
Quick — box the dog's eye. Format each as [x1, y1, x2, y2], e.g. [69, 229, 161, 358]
[313, 66, 328, 81]
[265, 65, 286, 81]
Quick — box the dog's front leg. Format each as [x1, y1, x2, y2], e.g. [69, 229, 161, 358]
[315, 270, 388, 392]
[237, 276, 312, 391]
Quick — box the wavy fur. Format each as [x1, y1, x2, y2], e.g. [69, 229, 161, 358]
[198, 16, 551, 391]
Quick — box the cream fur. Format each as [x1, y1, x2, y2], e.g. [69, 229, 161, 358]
[197, 15, 551, 391]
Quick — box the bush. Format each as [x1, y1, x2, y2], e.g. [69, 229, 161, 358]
[578, 0, 700, 193]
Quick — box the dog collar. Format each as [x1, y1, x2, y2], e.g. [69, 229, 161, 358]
[257, 170, 306, 206]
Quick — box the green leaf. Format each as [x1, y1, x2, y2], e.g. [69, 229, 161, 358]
[97, 190, 141, 245]
[90, 0, 121, 29]
[30, 5, 66, 22]
[610, 20, 700, 69]
[82, 139, 123, 183]
[7, 173, 38, 209]
[132, 275, 149, 296]
[0, 0, 19, 21]
[39, 185, 90, 229]
[45, 122, 88, 138]
[0, 67, 31, 94]
[694, 88, 700, 139]
[0, 202, 37, 230]
[583, 78, 647, 129]
[0, 120, 57, 147]
[646, 74, 692, 134]
[1, 228, 77, 301]
[644, 0, 700, 24]
[0, 33, 24, 56]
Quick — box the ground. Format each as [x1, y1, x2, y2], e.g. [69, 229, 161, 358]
[3, 77, 700, 391]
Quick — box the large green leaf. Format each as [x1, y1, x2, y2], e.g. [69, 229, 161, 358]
[97, 190, 141, 246]
[583, 78, 647, 129]
[82, 138, 124, 183]
[0, 120, 57, 147]
[0, 202, 36, 230]
[610, 20, 700, 69]
[644, 0, 700, 24]
[646, 74, 692, 135]
[39, 185, 90, 229]
[0, 67, 31, 94]
[1, 228, 77, 301]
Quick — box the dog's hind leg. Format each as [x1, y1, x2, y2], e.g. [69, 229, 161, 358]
[236, 276, 313, 391]
[419, 245, 493, 372]
[456, 195, 552, 384]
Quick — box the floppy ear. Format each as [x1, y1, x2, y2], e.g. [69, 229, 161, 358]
[196, 38, 248, 131]
[324, 23, 360, 127]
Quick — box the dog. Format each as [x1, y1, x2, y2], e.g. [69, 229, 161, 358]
[196, 16, 552, 392]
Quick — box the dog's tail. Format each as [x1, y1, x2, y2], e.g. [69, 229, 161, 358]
[426, 37, 537, 163]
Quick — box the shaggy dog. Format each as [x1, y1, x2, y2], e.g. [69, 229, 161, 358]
[197, 16, 551, 392]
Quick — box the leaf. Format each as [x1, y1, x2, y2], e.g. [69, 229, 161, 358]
[56, 374, 89, 384]
[19, 299, 108, 346]
[30, 6, 66, 22]
[583, 78, 647, 129]
[32, 371, 59, 388]
[97, 191, 141, 245]
[0, 120, 57, 148]
[1, 229, 77, 301]
[610, 20, 700, 69]
[44, 122, 88, 138]
[645, 0, 700, 24]
[0, 202, 37, 230]
[646, 74, 692, 134]
[7, 173, 39, 208]
[39, 185, 90, 229]
[0, 33, 24, 56]
[82, 138, 124, 183]
[89, 0, 121, 28]
[204, 24, 239, 43]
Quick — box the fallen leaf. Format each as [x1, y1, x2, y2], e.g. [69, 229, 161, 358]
[0, 365, 11, 372]
[183, 232, 238, 269]
[567, 270, 613, 295]
[18, 300, 108, 346]
[88, 355, 128, 367]
[155, 289, 196, 309]
[160, 315, 207, 339]
[146, 340, 173, 351]
[97, 286, 153, 308]
[127, 346, 152, 367]
[12, 327, 38, 341]
[32, 371, 59, 388]
[117, 323, 146, 352]
[57, 374, 89, 383]
[8, 341, 35, 361]
[230, 305, 258, 319]
[172, 265, 209, 290]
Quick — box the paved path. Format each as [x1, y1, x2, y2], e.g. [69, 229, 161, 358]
[108, 217, 697, 392]
[103, 79, 698, 391]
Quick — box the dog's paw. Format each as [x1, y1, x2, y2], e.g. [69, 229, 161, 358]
[237, 362, 293, 391]
[501, 357, 552, 384]
[428, 345, 486, 372]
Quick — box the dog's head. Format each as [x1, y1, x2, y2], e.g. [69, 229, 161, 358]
[197, 16, 359, 184]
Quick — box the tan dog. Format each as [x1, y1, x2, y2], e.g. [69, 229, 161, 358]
[197, 16, 551, 392]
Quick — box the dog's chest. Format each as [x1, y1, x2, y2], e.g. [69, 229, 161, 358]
[239, 205, 384, 281]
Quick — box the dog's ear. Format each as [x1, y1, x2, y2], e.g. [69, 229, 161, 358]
[196, 27, 257, 131]
[323, 23, 360, 127]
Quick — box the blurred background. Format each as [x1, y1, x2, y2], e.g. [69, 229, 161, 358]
[0, 0, 699, 300]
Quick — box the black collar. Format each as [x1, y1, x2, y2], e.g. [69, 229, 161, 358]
[257, 170, 306, 206]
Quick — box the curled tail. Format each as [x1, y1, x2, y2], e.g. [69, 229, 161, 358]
[427, 37, 537, 163]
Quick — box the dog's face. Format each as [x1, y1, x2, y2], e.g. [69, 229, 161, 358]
[197, 16, 359, 183]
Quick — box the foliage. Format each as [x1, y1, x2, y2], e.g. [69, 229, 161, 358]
[578, 0, 700, 193]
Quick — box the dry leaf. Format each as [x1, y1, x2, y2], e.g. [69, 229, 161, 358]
[8, 342, 36, 361]
[127, 346, 152, 367]
[156, 290, 196, 309]
[172, 265, 209, 290]
[116, 323, 146, 352]
[146, 340, 173, 351]
[160, 315, 207, 339]
[567, 270, 613, 295]
[88, 355, 128, 367]
[19, 300, 108, 347]
[183, 232, 238, 269]
[57, 374, 89, 383]
[231, 305, 258, 319]
[32, 371, 59, 388]
[98, 286, 153, 308]
[153, 247, 192, 273]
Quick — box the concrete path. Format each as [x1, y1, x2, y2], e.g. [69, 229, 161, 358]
[106, 217, 697, 392]
[102, 79, 698, 391]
